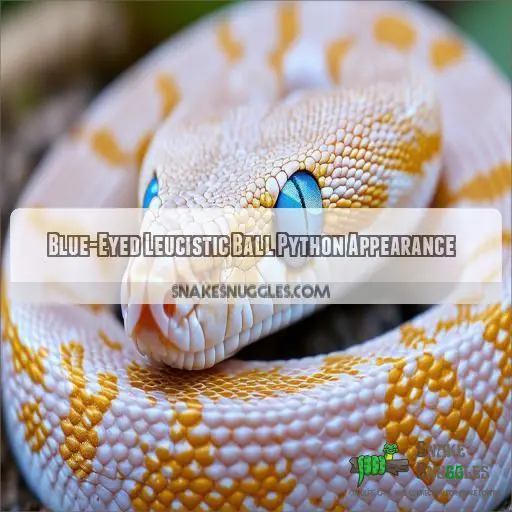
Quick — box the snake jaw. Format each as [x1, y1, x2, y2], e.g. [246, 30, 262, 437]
[124, 285, 234, 369]
[124, 300, 191, 367]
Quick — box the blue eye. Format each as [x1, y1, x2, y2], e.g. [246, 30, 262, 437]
[142, 175, 159, 209]
[275, 171, 322, 209]
[274, 171, 322, 268]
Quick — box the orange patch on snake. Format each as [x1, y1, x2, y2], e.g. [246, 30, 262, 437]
[394, 128, 441, 176]
[310, 495, 347, 512]
[90, 129, 152, 171]
[481, 304, 511, 423]
[434, 162, 511, 207]
[1, 284, 48, 386]
[268, 2, 300, 87]
[217, 19, 244, 63]
[128, 364, 310, 509]
[87, 304, 109, 314]
[370, 111, 440, 179]
[128, 354, 367, 404]
[359, 182, 389, 208]
[463, 229, 511, 277]
[400, 324, 436, 350]
[88, 75, 178, 169]
[98, 329, 123, 351]
[325, 38, 354, 85]
[374, 15, 417, 51]
[430, 37, 465, 70]
[126, 340, 367, 509]
[156, 74, 181, 119]
[130, 405, 297, 512]
[130, 351, 361, 510]
[59, 342, 119, 480]
[91, 129, 130, 166]
[135, 131, 154, 170]
[399, 304, 498, 349]
[380, 303, 510, 505]
[18, 399, 50, 453]
[127, 355, 367, 508]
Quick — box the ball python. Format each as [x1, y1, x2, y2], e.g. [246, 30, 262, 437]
[2, 1, 510, 511]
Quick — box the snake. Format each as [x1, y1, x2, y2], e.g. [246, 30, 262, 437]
[2, 1, 511, 511]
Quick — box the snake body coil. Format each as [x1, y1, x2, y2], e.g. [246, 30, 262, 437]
[2, 1, 510, 511]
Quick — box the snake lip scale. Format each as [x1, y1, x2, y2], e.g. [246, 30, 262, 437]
[2, 1, 511, 511]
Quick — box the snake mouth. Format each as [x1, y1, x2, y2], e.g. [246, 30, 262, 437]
[124, 298, 430, 368]
[124, 300, 194, 363]
[123, 293, 237, 369]
[125, 302, 175, 344]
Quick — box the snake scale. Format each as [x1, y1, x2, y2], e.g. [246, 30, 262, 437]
[2, 1, 511, 511]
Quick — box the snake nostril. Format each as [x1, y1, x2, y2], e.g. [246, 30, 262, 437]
[163, 301, 176, 318]
[131, 303, 160, 339]
[129, 302, 172, 341]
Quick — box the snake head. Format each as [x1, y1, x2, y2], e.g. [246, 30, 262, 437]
[122, 82, 441, 369]
[383, 442, 398, 455]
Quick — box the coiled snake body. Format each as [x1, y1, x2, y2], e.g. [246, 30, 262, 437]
[2, 1, 511, 511]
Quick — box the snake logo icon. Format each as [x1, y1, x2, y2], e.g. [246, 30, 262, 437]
[349, 443, 410, 487]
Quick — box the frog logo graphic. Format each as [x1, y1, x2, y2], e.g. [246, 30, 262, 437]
[349, 443, 409, 487]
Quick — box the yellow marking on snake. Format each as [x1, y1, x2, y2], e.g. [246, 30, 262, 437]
[90, 128, 155, 170]
[430, 37, 465, 70]
[90, 75, 179, 168]
[301, 99, 440, 209]
[26, 208, 85, 236]
[91, 129, 130, 166]
[374, 14, 417, 51]
[135, 131, 154, 170]
[1, 284, 47, 387]
[126, 355, 371, 509]
[353, 182, 388, 208]
[393, 125, 441, 176]
[400, 324, 436, 349]
[59, 342, 119, 479]
[381, 303, 511, 505]
[18, 399, 51, 453]
[156, 74, 181, 119]
[434, 162, 511, 206]
[88, 304, 109, 314]
[98, 329, 123, 351]
[131, 421, 296, 512]
[268, 2, 300, 87]
[128, 354, 367, 403]
[481, 305, 511, 424]
[217, 19, 244, 62]
[309, 495, 347, 512]
[325, 38, 354, 85]
[399, 304, 503, 348]
[466, 230, 510, 266]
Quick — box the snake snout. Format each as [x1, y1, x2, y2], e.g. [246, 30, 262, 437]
[123, 278, 233, 369]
